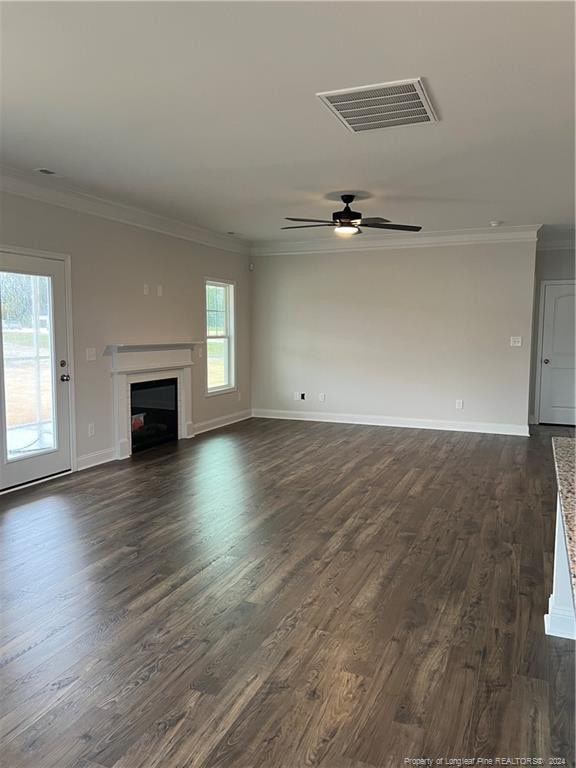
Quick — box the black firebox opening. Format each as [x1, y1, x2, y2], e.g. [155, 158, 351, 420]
[130, 378, 178, 453]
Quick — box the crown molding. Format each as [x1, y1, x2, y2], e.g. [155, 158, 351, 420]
[0, 167, 544, 258]
[250, 225, 541, 257]
[0, 167, 249, 256]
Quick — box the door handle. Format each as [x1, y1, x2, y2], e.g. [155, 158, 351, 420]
[543, 359, 550, 365]
[60, 374, 71, 382]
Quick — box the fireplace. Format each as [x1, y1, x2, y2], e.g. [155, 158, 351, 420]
[106, 342, 199, 460]
[130, 378, 178, 453]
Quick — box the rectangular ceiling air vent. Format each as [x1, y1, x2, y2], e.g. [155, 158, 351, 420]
[317, 78, 437, 133]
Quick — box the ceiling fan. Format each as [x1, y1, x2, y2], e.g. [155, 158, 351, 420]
[282, 194, 422, 237]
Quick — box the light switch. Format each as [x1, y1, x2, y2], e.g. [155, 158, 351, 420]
[510, 336, 522, 347]
[157, 285, 163, 297]
[143, 284, 149, 296]
[86, 347, 97, 361]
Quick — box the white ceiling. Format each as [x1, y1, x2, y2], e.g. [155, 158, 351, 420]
[1, 1, 574, 243]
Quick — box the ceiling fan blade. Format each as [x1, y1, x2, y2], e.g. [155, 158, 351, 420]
[360, 217, 391, 224]
[281, 224, 336, 229]
[362, 223, 422, 232]
[285, 217, 334, 223]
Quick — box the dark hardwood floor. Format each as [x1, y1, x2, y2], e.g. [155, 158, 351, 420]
[1, 419, 574, 768]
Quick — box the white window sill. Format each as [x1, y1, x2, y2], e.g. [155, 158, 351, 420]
[205, 386, 237, 398]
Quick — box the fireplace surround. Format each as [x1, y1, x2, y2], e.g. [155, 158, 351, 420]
[105, 342, 202, 459]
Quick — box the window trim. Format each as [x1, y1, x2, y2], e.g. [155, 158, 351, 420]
[204, 278, 237, 397]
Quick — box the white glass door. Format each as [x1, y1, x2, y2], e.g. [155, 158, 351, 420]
[0, 251, 72, 489]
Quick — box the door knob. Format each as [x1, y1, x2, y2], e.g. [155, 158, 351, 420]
[60, 374, 71, 382]
[543, 359, 550, 365]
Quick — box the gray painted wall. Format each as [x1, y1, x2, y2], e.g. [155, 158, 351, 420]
[1, 191, 252, 463]
[252, 240, 536, 433]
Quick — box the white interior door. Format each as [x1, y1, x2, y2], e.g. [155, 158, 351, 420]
[0, 251, 72, 490]
[539, 281, 575, 425]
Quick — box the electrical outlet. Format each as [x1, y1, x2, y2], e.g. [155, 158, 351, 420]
[510, 336, 522, 347]
[88, 422, 95, 438]
[455, 399, 464, 410]
[319, 392, 326, 403]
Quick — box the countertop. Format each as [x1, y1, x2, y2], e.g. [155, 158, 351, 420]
[552, 437, 576, 599]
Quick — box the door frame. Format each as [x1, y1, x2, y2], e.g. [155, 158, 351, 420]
[534, 278, 575, 424]
[0, 245, 77, 486]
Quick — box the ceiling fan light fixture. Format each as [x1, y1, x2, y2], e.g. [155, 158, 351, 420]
[281, 194, 421, 235]
[335, 224, 359, 236]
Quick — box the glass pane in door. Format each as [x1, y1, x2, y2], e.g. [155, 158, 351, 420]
[0, 271, 56, 460]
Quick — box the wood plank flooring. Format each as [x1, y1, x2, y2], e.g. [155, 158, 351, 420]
[0, 418, 574, 767]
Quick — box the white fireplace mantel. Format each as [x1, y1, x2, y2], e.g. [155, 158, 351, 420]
[107, 342, 202, 459]
[105, 341, 203, 372]
[104, 341, 203, 355]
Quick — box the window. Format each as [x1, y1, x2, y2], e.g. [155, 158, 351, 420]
[205, 280, 235, 393]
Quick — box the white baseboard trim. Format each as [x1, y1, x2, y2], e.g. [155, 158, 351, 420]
[544, 607, 576, 640]
[194, 410, 252, 435]
[75, 412, 252, 471]
[70, 409, 529, 474]
[76, 448, 117, 471]
[251, 409, 530, 437]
